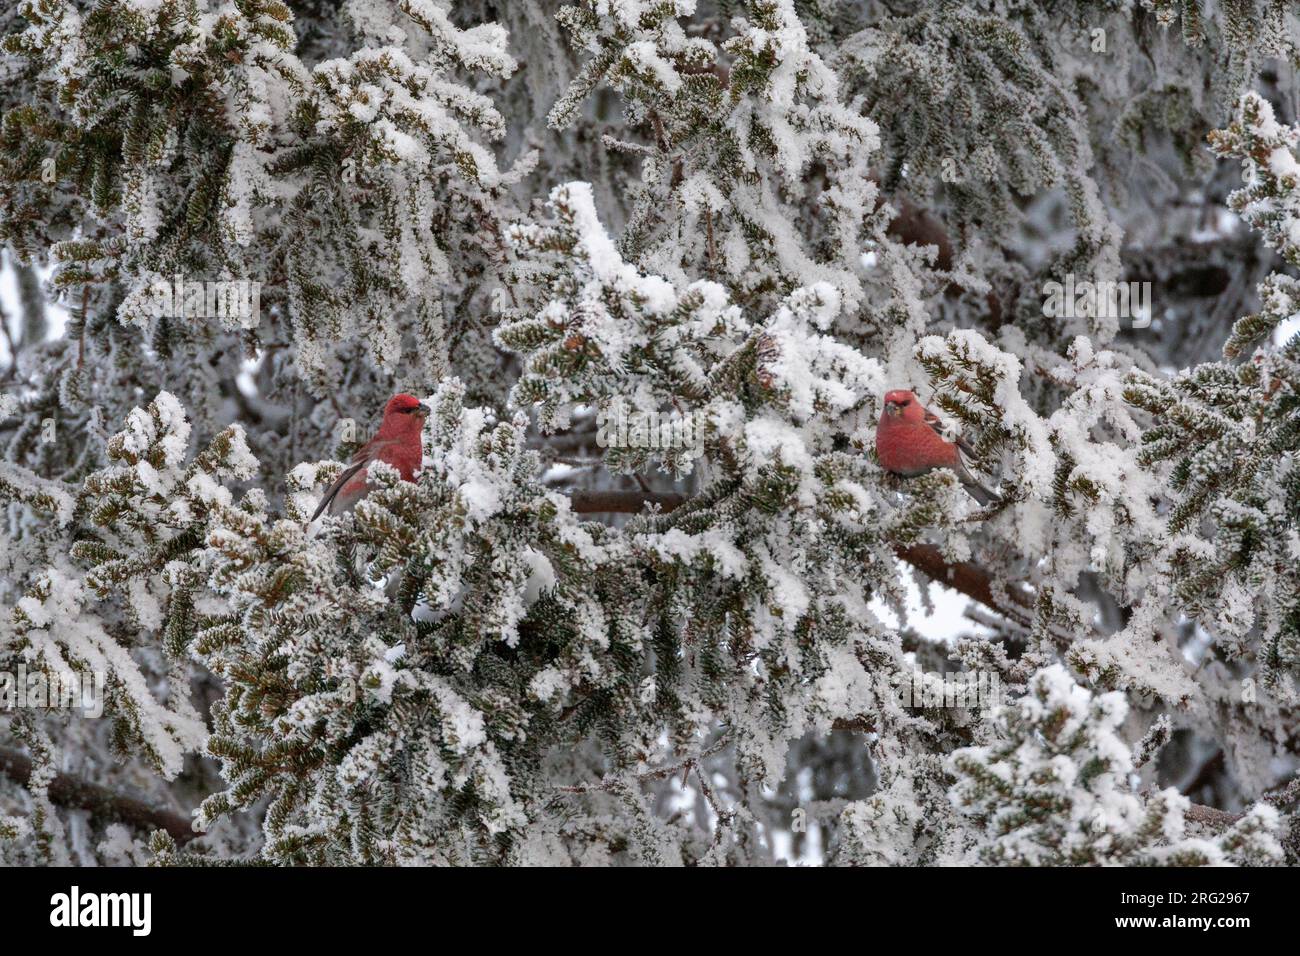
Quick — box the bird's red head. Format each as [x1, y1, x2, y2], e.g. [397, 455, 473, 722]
[882, 389, 922, 421]
[383, 393, 431, 419]
[377, 394, 431, 440]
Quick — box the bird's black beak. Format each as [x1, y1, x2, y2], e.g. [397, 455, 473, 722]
[417, 403, 432, 419]
[884, 401, 902, 417]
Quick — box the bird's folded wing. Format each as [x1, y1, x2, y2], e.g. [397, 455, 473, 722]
[922, 409, 977, 459]
[924, 409, 997, 504]
[310, 459, 368, 522]
[309, 436, 407, 522]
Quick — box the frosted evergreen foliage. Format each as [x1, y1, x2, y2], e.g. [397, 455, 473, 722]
[0, 1, 1298, 866]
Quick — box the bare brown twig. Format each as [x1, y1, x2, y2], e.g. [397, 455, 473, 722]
[569, 489, 687, 514]
[0, 747, 199, 845]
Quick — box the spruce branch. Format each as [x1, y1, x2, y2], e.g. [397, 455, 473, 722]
[567, 489, 1037, 622]
[894, 543, 1035, 621]
[569, 489, 688, 514]
[554, 733, 733, 795]
[0, 747, 198, 845]
[1158, 775, 1300, 830]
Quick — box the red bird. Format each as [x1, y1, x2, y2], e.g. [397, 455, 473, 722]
[311, 393, 430, 521]
[875, 389, 997, 505]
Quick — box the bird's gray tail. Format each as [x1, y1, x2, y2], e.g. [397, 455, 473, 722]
[957, 464, 1000, 506]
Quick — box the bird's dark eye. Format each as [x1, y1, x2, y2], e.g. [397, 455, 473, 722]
[898, 399, 910, 407]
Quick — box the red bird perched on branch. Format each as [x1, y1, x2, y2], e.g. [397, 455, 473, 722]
[310, 393, 430, 521]
[875, 389, 998, 505]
